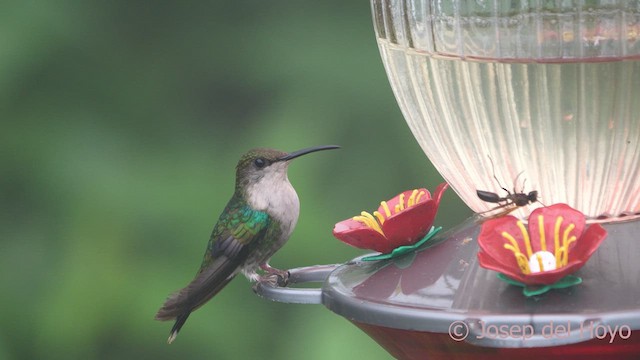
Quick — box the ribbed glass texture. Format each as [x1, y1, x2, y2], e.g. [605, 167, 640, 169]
[372, 0, 640, 220]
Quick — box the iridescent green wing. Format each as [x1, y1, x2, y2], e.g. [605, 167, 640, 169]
[156, 197, 270, 321]
[201, 196, 270, 270]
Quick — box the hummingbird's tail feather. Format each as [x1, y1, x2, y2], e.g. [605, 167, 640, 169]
[155, 257, 238, 319]
[167, 312, 190, 344]
[155, 256, 240, 341]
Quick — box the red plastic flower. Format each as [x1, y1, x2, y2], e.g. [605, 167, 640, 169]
[333, 183, 448, 254]
[477, 203, 607, 286]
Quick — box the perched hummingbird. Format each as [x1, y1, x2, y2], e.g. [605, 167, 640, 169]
[155, 145, 340, 343]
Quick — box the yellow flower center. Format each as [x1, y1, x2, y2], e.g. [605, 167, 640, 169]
[352, 189, 426, 236]
[502, 215, 577, 275]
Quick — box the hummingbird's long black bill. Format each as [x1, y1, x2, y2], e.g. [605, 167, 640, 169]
[279, 145, 340, 161]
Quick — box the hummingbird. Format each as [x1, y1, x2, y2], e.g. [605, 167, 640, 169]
[155, 145, 340, 343]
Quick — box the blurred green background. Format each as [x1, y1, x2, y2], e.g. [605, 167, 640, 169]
[0, 1, 469, 359]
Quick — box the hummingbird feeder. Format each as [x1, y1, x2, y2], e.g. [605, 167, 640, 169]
[255, 1, 640, 359]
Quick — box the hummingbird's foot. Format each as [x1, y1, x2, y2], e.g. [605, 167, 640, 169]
[257, 274, 287, 287]
[259, 264, 290, 287]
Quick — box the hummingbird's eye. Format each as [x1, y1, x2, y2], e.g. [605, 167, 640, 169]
[254, 158, 267, 169]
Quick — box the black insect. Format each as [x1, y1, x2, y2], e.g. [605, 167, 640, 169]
[476, 157, 539, 218]
[476, 187, 538, 208]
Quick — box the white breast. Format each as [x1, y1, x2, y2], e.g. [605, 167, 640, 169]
[245, 162, 300, 239]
